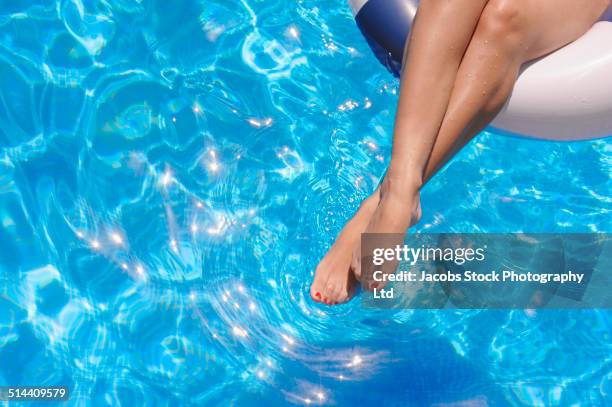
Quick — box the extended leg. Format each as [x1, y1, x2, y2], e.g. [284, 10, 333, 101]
[310, 0, 490, 304]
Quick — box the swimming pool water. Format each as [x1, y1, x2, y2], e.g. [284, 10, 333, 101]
[0, 0, 611, 405]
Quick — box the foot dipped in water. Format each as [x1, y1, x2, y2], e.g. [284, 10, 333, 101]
[351, 174, 422, 290]
[310, 193, 379, 305]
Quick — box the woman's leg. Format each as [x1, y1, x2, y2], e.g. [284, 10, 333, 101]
[312, 0, 608, 304]
[352, 0, 609, 289]
[311, 0, 490, 304]
[422, 0, 610, 183]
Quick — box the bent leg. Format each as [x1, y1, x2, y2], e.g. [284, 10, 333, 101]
[422, 0, 609, 182]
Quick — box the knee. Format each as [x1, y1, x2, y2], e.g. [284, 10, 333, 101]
[477, 0, 530, 45]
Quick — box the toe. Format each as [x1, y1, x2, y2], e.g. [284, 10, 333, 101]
[335, 293, 348, 304]
[309, 280, 320, 301]
[310, 288, 322, 302]
[310, 264, 329, 302]
[325, 281, 345, 305]
[325, 280, 349, 305]
[322, 283, 335, 304]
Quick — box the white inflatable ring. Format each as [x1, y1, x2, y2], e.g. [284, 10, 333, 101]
[350, 0, 612, 141]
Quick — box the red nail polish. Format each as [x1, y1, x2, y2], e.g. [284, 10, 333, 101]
[315, 292, 321, 298]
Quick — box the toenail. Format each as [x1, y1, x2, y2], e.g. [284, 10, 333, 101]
[315, 292, 321, 298]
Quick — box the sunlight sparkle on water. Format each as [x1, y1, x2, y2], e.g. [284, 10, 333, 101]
[232, 326, 248, 338]
[206, 149, 221, 173]
[286, 25, 300, 40]
[338, 99, 359, 111]
[192, 102, 202, 114]
[247, 117, 273, 128]
[348, 354, 362, 368]
[110, 232, 124, 245]
[281, 333, 295, 346]
[160, 167, 174, 187]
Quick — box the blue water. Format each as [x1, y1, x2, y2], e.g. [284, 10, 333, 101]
[0, 0, 611, 405]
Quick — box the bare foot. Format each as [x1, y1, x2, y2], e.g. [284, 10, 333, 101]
[351, 176, 422, 290]
[310, 192, 379, 305]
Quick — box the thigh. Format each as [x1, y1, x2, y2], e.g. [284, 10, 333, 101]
[523, 0, 609, 59]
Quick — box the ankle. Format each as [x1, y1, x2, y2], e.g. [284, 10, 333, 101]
[378, 185, 423, 228]
[389, 159, 423, 185]
[388, 159, 424, 187]
[382, 168, 422, 200]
